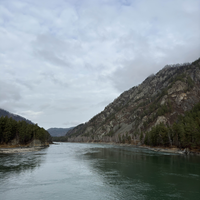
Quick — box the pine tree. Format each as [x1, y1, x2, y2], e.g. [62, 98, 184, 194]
[3, 119, 12, 143]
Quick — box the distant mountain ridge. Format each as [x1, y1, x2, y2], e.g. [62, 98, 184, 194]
[0, 108, 33, 124]
[47, 127, 74, 137]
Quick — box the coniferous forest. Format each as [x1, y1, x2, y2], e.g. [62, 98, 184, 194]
[143, 101, 200, 149]
[0, 116, 51, 145]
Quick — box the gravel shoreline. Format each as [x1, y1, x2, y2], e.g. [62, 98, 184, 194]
[3, 142, 198, 155]
[69, 141, 200, 155]
[0, 147, 44, 154]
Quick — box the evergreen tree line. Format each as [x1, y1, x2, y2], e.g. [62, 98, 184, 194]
[52, 136, 68, 142]
[143, 102, 200, 149]
[118, 132, 131, 144]
[0, 116, 51, 144]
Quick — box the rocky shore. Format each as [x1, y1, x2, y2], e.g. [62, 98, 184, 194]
[67, 141, 200, 155]
[122, 144, 200, 155]
[138, 146, 198, 155]
[0, 147, 44, 154]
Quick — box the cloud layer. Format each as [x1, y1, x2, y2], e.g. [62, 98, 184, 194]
[1, 0, 200, 129]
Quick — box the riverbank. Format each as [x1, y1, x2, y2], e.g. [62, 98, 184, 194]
[115, 143, 195, 155]
[63, 141, 200, 155]
[0, 146, 47, 154]
[138, 146, 189, 155]
[122, 144, 199, 155]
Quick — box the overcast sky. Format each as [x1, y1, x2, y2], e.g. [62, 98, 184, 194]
[0, 0, 200, 129]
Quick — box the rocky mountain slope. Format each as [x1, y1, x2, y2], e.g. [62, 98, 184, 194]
[47, 127, 74, 137]
[67, 58, 200, 145]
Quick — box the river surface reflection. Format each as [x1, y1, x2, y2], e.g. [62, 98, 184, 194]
[0, 143, 200, 200]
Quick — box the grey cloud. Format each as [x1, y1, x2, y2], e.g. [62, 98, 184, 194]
[0, 80, 21, 102]
[40, 72, 69, 87]
[33, 34, 70, 67]
[35, 49, 70, 68]
[0, 80, 31, 114]
[110, 41, 200, 93]
[15, 78, 34, 90]
[110, 58, 160, 92]
[0, 0, 199, 129]
[63, 121, 82, 126]
[32, 34, 84, 68]
[39, 103, 51, 111]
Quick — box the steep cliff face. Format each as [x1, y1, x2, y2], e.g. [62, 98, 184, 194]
[68, 58, 200, 144]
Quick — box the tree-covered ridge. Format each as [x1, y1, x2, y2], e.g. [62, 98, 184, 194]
[143, 101, 200, 149]
[0, 108, 33, 124]
[0, 116, 51, 145]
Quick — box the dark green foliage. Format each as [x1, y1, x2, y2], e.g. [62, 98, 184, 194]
[141, 101, 172, 130]
[106, 130, 114, 137]
[144, 123, 169, 146]
[127, 135, 131, 144]
[118, 132, 132, 144]
[118, 134, 121, 143]
[114, 104, 126, 112]
[83, 132, 90, 137]
[0, 116, 51, 145]
[191, 57, 200, 65]
[168, 73, 195, 91]
[168, 73, 186, 89]
[3, 119, 13, 143]
[144, 101, 200, 149]
[143, 121, 148, 129]
[122, 135, 125, 143]
[36, 127, 49, 143]
[157, 89, 168, 102]
[187, 76, 195, 89]
[157, 103, 169, 116]
[106, 114, 116, 122]
[149, 104, 156, 113]
[140, 132, 144, 142]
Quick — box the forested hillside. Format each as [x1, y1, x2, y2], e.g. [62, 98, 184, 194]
[0, 116, 52, 146]
[144, 101, 200, 149]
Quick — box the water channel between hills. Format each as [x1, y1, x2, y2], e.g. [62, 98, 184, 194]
[0, 143, 200, 200]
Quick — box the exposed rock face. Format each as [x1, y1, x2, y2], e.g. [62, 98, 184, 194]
[68, 58, 200, 143]
[155, 116, 167, 126]
[168, 81, 187, 95]
[175, 93, 187, 105]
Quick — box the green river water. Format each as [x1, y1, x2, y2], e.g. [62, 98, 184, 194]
[0, 143, 200, 200]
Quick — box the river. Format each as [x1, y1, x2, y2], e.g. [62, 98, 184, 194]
[0, 143, 200, 200]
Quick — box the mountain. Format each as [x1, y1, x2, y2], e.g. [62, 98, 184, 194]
[67, 58, 200, 149]
[47, 127, 74, 137]
[0, 108, 33, 124]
